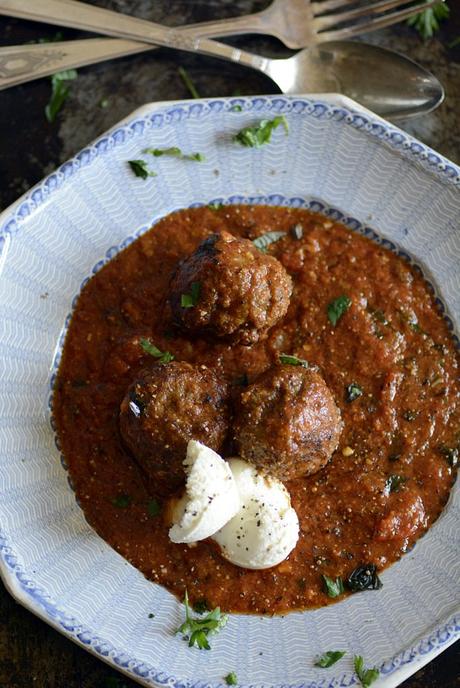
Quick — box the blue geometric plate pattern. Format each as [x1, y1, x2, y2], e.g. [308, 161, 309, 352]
[0, 95, 458, 688]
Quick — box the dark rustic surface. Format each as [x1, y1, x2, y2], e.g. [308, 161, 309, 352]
[0, 1, 459, 686]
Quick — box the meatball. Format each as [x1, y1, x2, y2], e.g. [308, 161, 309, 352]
[169, 231, 292, 345]
[233, 365, 343, 481]
[119, 362, 229, 495]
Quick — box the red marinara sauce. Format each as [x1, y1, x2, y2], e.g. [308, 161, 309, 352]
[53, 205, 459, 614]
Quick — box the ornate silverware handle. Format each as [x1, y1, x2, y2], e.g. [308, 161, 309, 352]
[0, 0, 270, 74]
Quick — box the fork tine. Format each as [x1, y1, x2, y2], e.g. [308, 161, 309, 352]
[313, 0, 423, 31]
[311, 0, 362, 13]
[316, 0, 442, 41]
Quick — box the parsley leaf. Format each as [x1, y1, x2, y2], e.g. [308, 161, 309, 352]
[345, 383, 363, 402]
[321, 574, 344, 598]
[327, 295, 352, 326]
[128, 160, 157, 180]
[45, 69, 78, 123]
[181, 282, 201, 308]
[178, 66, 200, 99]
[147, 498, 161, 517]
[279, 353, 309, 369]
[314, 650, 346, 668]
[407, 2, 450, 39]
[176, 590, 228, 650]
[139, 338, 174, 363]
[384, 474, 407, 494]
[144, 147, 205, 162]
[224, 672, 238, 685]
[354, 655, 380, 687]
[252, 230, 286, 252]
[234, 115, 289, 148]
[111, 494, 131, 508]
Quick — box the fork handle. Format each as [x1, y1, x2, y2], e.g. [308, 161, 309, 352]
[0, 0, 269, 75]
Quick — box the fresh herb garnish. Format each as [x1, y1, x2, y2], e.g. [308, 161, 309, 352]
[224, 672, 238, 685]
[193, 598, 211, 614]
[345, 383, 363, 403]
[45, 69, 78, 123]
[321, 574, 344, 598]
[252, 230, 286, 252]
[178, 66, 201, 99]
[279, 353, 309, 369]
[290, 223, 303, 240]
[314, 650, 346, 668]
[403, 409, 418, 421]
[234, 115, 289, 148]
[385, 474, 407, 494]
[176, 590, 228, 650]
[147, 498, 161, 517]
[439, 445, 459, 467]
[144, 147, 205, 162]
[181, 281, 201, 308]
[347, 564, 383, 592]
[407, 2, 449, 39]
[354, 655, 380, 688]
[139, 338, 174, 363]
[327, 295, 351, 326]
[128, 160, 157, 180]
[112, 494, 131, 508]
[230, 105, 243, 112]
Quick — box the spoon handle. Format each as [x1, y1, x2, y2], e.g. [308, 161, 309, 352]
[0, 0, 270, 79]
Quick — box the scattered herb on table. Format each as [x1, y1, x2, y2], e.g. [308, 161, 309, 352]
[144, 146, 205, 162]
[45, 69, 78, 123]
[252, 230, 286, 252]
[327, 295, 352, 326]
[347, 564, 383, 592]
[178, 66, 201, 98]
[314, 650, 346, 668]
[99, 98, 109, 108]
[147, 498, 161, 517]
[321, 574, 344, 598]
[234, 115, 289, 148]
[407, 2, 450, 39]
[139, 338, 174, 363]
[385, 474, 407, 494]
[354, 655, 380, 688]
[224, 672, 238, 685]
[181, 281, 201, 308]
[345, 383, 363, 403]
[279, 353, 309, 369]
[176, 590, 228, 650]
[128, 159, 157, 180]
[112, 494, 132, 508]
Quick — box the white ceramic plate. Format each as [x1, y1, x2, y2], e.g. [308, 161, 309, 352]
[0, 94, 459, 688]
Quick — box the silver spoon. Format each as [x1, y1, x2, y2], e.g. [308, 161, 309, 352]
[0, 0, 444, 119]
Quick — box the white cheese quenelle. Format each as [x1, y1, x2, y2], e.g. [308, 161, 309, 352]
[168, 440, 240, 544]
[212, 458, 299, 569]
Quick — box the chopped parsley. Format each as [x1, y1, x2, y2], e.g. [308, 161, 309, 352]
[176, 590, 228, 650]
[321, 574, 344, 598]
[279, 353, 309, 369]
[327, 295, 352, 326]
[45, 69, 78, 123]
[354, 655, 380, 688]
[314, 650, 346, 668]
[224, 672, 238, 685]
[181, 281, 201, 308]
[347, 564, 383, 592]
[139, 338, 174, 363]
[144, 147, 205, 162]
[384, 474, 407, 494]
[147, 499, 161, 517]
[112, 494, 131, 508]
[252, 230, 286, 252]
[234, 115, 289, 148]
[128, 160, 157, 180]
[345, 383, 363, 403]
[178, 66, 200, 99]
[407, 2, 450, 39]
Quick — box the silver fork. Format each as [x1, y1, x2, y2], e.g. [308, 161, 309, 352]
[0, 0, 442, 93]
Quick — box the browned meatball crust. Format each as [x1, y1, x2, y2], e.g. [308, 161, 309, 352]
[234, 365, 343, 481]
[119, 362, 229, 495]
[169, 230, 292, 345]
